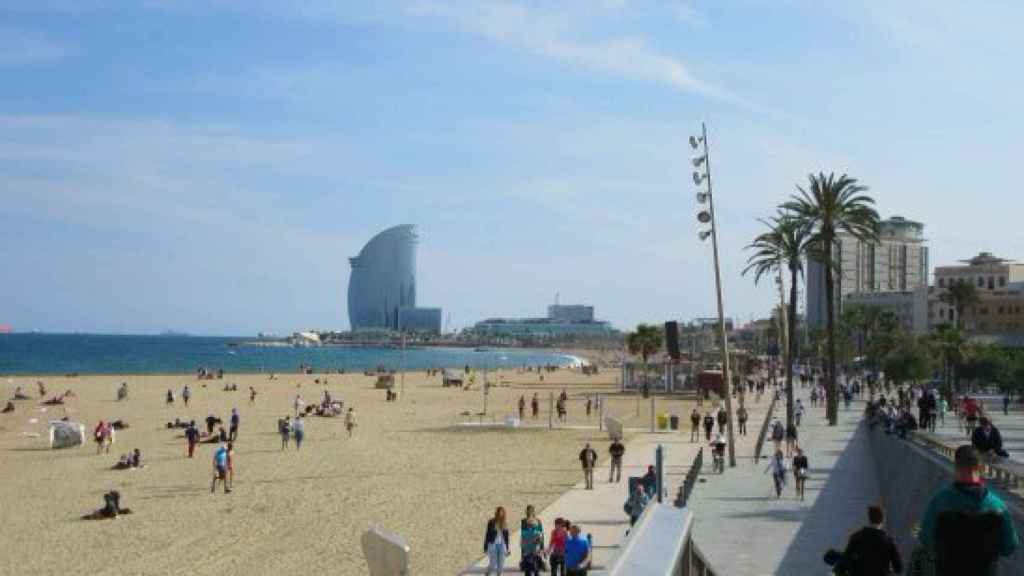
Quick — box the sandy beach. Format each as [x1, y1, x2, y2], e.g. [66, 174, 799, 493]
[0, 364, 697, 575]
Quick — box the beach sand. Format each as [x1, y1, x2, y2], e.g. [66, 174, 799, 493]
[0, 366, 696, 575]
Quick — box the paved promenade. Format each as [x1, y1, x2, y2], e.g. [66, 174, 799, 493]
[929, 395, 1024, 461]
[687, 391, 879, 576]
[458, 393, 775, 575]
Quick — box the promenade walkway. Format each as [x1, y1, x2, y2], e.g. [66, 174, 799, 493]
[458, 393, 775, 575]
[928, 394, 1024, 461]
[687, 390, 879, 576]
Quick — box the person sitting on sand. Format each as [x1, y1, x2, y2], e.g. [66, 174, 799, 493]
[117, 382, 128, 401]
[166, 389, 174, 406]
[12, 387, 30, 401]
[82, 491, 132, 520]
[131, 448, 143, 468]
[42, 394, 66, 406]
[205, 415, 221, 436]
[2, 401, 13, 413]
[37, 381, 46, 398]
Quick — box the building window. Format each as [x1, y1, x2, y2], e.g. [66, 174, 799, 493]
[939, 278, 946, 288]
[978, 277, 985, 287]
[998, 306, 1005, 314]
[980, 307, 989, 315]
[1000, 276, 1007, 287]
[989, 276, 995, 290]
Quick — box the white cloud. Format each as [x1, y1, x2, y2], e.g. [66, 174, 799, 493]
[408, 0, 734, 100]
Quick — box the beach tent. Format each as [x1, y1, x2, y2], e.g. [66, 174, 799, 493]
[49, 421, 86, 449]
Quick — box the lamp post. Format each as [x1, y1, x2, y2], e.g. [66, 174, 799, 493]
[692, 122, 737, 468]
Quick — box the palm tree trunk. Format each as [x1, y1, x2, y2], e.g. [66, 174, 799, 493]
[824, 256, 838, 425]
[785, 265, 799, 431]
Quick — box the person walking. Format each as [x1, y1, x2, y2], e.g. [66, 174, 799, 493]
[292, 414, 305, 450]
[1004, 393, 1011, 416]
[624, 482, 649, 526]
[345, 407, 357, 438]
[690, 408, 701, 442]
[703, 412, 715, 442]
[716, 407, 727, 435]
[737, 405, 748, 436]
[483, 506, 510, 576]
[531, 393, 539, 418]
[278, 416, 291, 450]
[792, 447, 809, 500]
[919, 445, 1019, 576]
[795, 399, 805, 427]
[579, 443, 597, 490]
[225, 441, 235, 491]
[608, 437, 625, 483]
[840, 506, 902, 576]
[229, 407, 240, 442]
[518, 395, 526, 420]
[182, 385, 191, 407]
[294, 394, 305, 417]
[185, 420, 200, 458]
[520, 505, 545, 576]
[211, 443, 231, 494]
[785, 421, 798, 458]
[249, 386, 257, 406]
[564, 524, 591, 576]
[547, 518, 567, 576]
[764, 449, 787, 498]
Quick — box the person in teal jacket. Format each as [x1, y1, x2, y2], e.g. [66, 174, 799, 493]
[919, 445, 1018, 576]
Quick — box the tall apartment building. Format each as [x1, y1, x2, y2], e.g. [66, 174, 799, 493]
[930, 252, 1024, 344]
[806, 216, 929, 329]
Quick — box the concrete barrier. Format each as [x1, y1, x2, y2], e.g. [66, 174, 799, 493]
[868, 428, 1024, 574]
[605, 416, 624, 440]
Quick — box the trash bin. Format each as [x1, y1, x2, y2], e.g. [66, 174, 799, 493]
[669, 414, 680, 430]
[656, 413, 669, 430]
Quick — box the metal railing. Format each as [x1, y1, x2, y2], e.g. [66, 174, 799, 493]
[606, 503, 717, 576]
[753, 395, 779, 463]
[675, 447, 703, 508]
[911, 429, 1024, 488]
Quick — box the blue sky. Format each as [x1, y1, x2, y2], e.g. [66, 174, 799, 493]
[2, 1, 1023, 335]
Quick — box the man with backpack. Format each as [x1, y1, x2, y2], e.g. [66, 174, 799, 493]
[770, 419, 785, 452]
[919, 445, 1019, 576]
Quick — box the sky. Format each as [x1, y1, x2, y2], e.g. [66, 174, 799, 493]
[2, 1, 1023, 336]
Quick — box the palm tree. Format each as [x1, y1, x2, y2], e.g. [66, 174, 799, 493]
[929, 323, 970, 392]
[940, 279, 980, 331]
[627, 324, 663, 393]
[743, 214, 814, 431]
[784, 173, 880, 425]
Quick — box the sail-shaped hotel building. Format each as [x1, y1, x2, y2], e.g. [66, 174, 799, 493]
[347, 225, 442, 333]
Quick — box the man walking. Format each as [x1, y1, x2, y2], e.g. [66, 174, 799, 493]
[182, 385, 191, 407]
[518, 395, 526, 420]
[703, 412, 715, 442]
[737, 405, 748, 436]
[185, 420, 200, 458]
[690, 408, 701, 442]
[716, 407, 727, 435]
[531, 393, 539, 418]
[229, 407, 240, 442]
[841, 506, 902, 575]
[578, 443, 597, 490]
[608, 437, 625, 483]
[919, 446, 1019, 576]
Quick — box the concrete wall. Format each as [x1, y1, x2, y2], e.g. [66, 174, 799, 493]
[868, 429, 1024, 574]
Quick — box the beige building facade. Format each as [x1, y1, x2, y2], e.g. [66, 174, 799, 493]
[930, 252, 1024, 341]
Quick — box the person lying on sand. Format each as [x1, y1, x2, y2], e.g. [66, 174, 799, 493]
[113, 449, 143, 470]
[111, 420, 129, 430]
[82, 491, 132, 520]
[166, 418, 189, 429]
[2, 401, 13, 413]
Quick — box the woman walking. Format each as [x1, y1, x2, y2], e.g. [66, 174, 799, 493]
[278, 416, 291, 450]
[547, 518, 567, 576]
[484, 506, 510, 576]
[792, 447, 808, 500]
[785, 422, 798, 457]
[764, 449, 787, 498]
[520, 505, 545, 576]
[292, 415, 305, 450]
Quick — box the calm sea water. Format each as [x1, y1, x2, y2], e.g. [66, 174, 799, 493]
[0, 334, 578, 375]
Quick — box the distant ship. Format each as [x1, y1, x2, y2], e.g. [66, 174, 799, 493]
[158, 330, 191, 337]
[0, 324, 12, 334]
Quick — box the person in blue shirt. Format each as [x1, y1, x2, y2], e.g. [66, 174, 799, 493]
[211, 443, 231, 494]
[564, 524, 591, 576]
[229, 408, 240, 441]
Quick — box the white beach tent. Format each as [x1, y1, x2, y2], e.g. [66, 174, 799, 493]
[48, 420, 86, 449]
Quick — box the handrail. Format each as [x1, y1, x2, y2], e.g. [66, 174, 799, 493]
[910, 429, 1024, 488]
[675, 447, 703, 508]
[753, 395, 779, 463]
[606, 504, 717, 576]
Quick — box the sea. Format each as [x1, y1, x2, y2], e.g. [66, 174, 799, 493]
[0, 334, 580, 376]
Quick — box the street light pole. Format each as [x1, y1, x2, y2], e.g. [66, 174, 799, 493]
[694, 122, 737, 468]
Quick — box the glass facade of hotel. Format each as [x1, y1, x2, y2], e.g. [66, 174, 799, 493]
[348, 225, 418, 331]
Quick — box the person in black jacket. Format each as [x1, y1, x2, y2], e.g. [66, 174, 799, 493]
[971, 418, 1005, 459]
[484, 506, 510, 576]
[842, 505, 902, 576]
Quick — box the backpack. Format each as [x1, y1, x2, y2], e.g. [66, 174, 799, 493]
[934, 509, 1004, 575]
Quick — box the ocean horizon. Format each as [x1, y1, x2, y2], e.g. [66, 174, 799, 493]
[0, 333, 580, 376]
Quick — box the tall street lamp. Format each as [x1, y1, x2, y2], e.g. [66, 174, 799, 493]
[692, 122, 737, 468]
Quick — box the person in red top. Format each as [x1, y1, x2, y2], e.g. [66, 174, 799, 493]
[964, 396, 981, 436]
[547, 517, 568, 576]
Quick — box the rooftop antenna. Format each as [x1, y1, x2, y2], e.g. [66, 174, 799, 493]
[555, 292, 560, 306]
